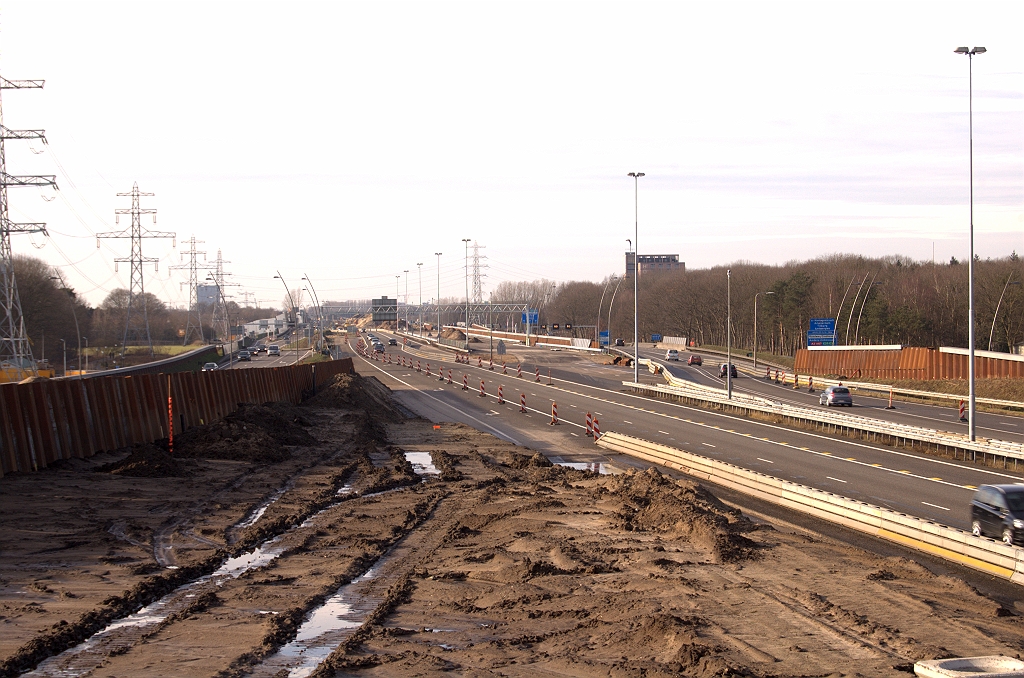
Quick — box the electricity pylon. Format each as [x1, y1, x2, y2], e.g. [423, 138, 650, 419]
[208, 249, 238, 342]
[169, 235, 208, 345]
[97, 184, 175, 359]
[0, 75, 56, 379]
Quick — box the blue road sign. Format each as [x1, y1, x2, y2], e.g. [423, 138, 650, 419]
[651, 333, 663, 342]
[807, 318, 836, 346]
[600, 331, 609, 346]
[522, 310, 539, 325]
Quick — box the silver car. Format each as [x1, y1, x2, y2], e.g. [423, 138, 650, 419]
[819, 385, 853, 407]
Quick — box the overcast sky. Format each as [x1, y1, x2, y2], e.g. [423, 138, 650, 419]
[1, 1, 1021, 309]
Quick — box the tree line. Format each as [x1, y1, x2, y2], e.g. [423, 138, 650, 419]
[12, 255, 274, 372]
[492, 253, 1024, 355]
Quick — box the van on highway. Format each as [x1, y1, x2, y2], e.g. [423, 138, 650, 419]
[268, 345, 281, 356]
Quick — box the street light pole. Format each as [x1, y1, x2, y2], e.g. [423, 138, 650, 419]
[753, 290, 774, 370]
[60, 338, 66, 377]
[727, 269, 732, 399]
[404, 269, 409, 333]
[463, 239, 471, 343]
[608, 275, 623, 345]
[956, 45, 986, 441]
[845, 272, 870, 344]
[989, 276, 1020, 351]
[274, 272, 296, 366]
[435, 252, 442, 338]
[50, 271, 82, 378]
[854, 280, 883, 345]
[597, 275, 616, 347]
[834, 278, 862, 345]
[627, 172, 644, 383]
[83, 336, 88, 375]
[301, 274, 322, 351]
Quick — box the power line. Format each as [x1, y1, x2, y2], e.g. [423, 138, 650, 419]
[96, 183, 175, 358]
[0, 74, 57, 379]
[169, 235, 209, 345]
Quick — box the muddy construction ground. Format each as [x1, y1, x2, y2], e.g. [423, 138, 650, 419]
[0, 373, 1022, 677]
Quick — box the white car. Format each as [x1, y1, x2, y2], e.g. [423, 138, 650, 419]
[664, 349, 679, 361]
[268, 345, 281, 356]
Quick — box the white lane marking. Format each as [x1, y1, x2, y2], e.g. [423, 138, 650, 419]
[756, 457, 774, 464]
[922, 501, 950, 511]
[623, 420, 633, 424]
[825, 476, 847, 483]
[536, 371, 1024, 485]
[570, 404, 578, 408]
[658, 430, 670, 435]
[350, 350, 521, 444]
[702, 443, 716, 448]
[570, 433, 579, 437]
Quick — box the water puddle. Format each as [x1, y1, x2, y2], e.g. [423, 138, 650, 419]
[557, 462, 616, 475]
[236, 487, 288, 530]
[27, 484, 377, 677]
[404, 451, 440, 476]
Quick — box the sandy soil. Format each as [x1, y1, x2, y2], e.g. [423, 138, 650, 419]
[0, 373, 1021, 677]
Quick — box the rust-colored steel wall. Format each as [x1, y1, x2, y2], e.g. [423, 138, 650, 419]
[794, 347, 1024, 380]
[0, 358, 353, 477]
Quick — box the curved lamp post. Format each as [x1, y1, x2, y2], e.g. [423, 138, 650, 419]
[627, 172, 644, 383]
[989, 277, 1020, 351]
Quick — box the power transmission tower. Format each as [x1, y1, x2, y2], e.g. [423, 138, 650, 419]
[97, 184, 175, 359]
[240, 291, 257, 307]
[0, 75, 56, 379]
[209, 249, 239, 342]
[471, 241, 487, 303]
[169, 235, 208, 345]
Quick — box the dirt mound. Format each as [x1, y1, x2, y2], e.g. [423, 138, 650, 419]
[441, 328, 466, 341]
[505, 452, 553, 469]
[607, 467, 761, 562]
[304, 374, 404, 422]
[96, 444, 193, 477]
[172, 402, 316, 463]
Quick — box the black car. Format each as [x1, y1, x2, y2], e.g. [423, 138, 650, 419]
[388, 338, 398, 346]
[237, 350, 251, 362]
[614, 338, 625, 347]
[718, 363, 738, 378]
[971, 485, 1024, 545]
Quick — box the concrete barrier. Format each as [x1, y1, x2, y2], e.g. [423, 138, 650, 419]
[597, 431, 1024, 584]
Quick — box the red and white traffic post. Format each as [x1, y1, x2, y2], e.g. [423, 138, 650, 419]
[520, 392, 526, 413]
[592, 417, 600, 441]
[479, 380, 486, 398]
[535, 367, 541, 382]
[886, 386, 895, 409]
[502, 362, 507, 375]
[497, 384, 504, 404]
[959, 399, 967, 422]
[550, 401, 558, 425]
[462, 374, 468, 391]
[585, 412, 593, 436]
[517, 363, 522, 378]
[446, 369, 452, 384]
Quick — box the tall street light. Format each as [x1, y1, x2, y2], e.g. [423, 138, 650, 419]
[417, 262, 423, 337]
[607, 275, 624, 346]
[854, 280, 883, 345]
[463, 239, 471, 342]
[753, 290, 774, 370]
[435, 252, 442, 337]
[989, 277, 1020, 351]
[404, 269, 409, 332]
[302, 274, 322, 351]
[274, 272, 297, 366]
[395, 275, 400, 330]
[834, 278, 862, 345]
[844, 272, 870, 344]
[213, 274, 235, 367]
[627, 172, 644, 383]
[727, 269, 732, 399]
[50, 271, 82, 378]
[956, 45, 986, 441]
[597, 275, 617, 347]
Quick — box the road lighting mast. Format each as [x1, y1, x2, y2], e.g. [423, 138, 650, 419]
[462, 239, 471, 339]
[627, 172, 644, 383]
[434, 252, 442, 337]
[417, 262, 423, 337]
[275, 272, 298, 365]
[955, 45, 986, 442]
[727, 269, 732, 399]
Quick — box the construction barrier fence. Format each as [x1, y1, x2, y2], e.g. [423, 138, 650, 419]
[0, 358, 354, 477]
[794, 346, 1024, 381]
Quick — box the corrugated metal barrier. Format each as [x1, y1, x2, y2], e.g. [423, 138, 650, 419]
[794, 347, 1024, 380]
[0, 358, 354, 477]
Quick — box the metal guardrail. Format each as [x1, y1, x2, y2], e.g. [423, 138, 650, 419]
[596, 431, 1024, 584]
[631, 359, 1024, 466]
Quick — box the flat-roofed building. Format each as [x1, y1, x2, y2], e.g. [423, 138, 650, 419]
[625, 253, 684, 277]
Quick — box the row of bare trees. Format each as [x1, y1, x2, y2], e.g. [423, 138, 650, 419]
[491, 253, 1024, 355]
[13, 255, 275, 372]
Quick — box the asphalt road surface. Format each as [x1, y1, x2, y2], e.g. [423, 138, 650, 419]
[350, 333, 1024, 536]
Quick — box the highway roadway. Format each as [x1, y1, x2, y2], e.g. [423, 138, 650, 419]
[349, 331, 1024, 536]
[634, 345, 1024, 445]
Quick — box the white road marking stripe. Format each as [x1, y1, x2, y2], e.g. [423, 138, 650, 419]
[702, 443, 716, 448]
[756, 457, 774, 464]
[825, 476, 847, 483]
[570, 432, 579, 437]
[922, 502, 950, 511]
[658, 430, 670, 435]
[623, 420, 633, 424]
